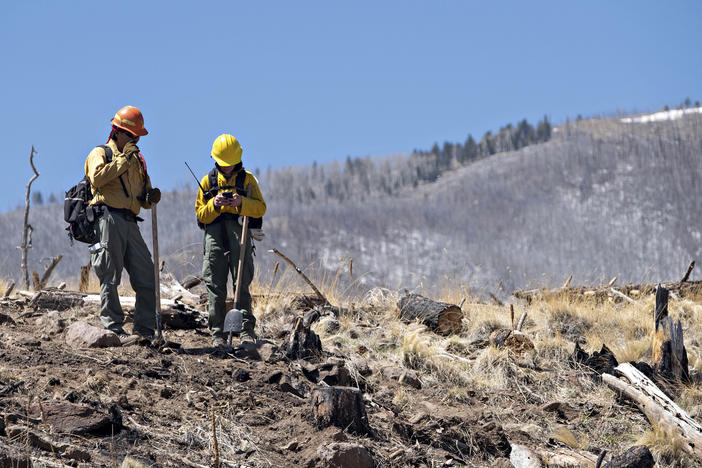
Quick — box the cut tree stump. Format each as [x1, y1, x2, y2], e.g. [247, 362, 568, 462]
[312, 386, 371, 435]
[652, 285, 689, 382]
[602, 363, 702, 459]
[397, 292, 462, 335]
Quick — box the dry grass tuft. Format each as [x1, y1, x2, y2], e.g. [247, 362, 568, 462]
[637, 424, 691, 466]
[550, 426, 584, 449]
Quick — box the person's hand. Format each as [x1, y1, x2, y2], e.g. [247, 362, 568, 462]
[123, 141, 140, 158]
[145, 188, 161, 205]
[230, 193, 242, 208]
[213, 193, 227, 207]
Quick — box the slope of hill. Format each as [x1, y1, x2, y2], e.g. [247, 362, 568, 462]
[0, 111, 700, 298]
[0, 279, 700, 467]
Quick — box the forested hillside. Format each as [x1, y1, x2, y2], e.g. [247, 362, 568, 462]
[1, 111, 700, 297]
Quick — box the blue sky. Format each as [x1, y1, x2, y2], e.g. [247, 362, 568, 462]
[1, 1, 700, 211]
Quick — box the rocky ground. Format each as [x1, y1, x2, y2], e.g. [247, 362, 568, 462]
[0, 284, 699, 467]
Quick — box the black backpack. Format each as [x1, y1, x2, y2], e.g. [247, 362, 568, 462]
[64, 145, 122, 245]
[198, 167, 263, 230]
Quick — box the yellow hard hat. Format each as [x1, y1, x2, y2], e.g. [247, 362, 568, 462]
[211, 134, 242, 166]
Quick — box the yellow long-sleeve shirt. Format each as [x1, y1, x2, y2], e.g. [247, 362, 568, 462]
[195, 168, 266, 225]
[85, 139, 154, 215]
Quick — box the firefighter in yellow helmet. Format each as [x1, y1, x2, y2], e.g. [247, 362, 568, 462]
[196, 134, 266, 347]
[84, 106, 161, 343]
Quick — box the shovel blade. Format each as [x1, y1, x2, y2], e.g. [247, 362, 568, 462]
[224, 308, 244, 335]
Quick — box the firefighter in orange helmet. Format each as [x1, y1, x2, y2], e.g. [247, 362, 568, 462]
[84, 106, 161, 343]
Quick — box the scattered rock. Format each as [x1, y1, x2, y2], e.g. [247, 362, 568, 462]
[0, 313, 16, 326]
[494, 457, 517, 468]
[6, 425, 59, 452]
[408, 412, 428, 425]
[233, 368, 251, 382]
[318, 362, 353, 386]
[381, 366, 421, 389]
[351, 355, 372, 377]
[65, 321, 121, 348]
[62, 445, 92, 462]
[510, 443, 542, 468]
[603, 445, 654, 468]
[232, 341, 261, 360]
[258, 341, 282, 363]
[540, 401, 580, 421]
[318, 442, 374, 468]
[121, 455, 153, 467]
[33, 400, 116, 435]
[317, 316, 341, 334]
[266, 371, 283, 384]
[160, 387, 174, 399]
[281, 440, 300, 452]
[279, 375, 306, 398]
[399, 370, 422, 389]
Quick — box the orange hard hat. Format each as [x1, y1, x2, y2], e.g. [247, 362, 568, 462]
[110, 106, 148, 136]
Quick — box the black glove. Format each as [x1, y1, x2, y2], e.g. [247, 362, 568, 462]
[145, 188, 161, 205]
[123, 141, 140, 158]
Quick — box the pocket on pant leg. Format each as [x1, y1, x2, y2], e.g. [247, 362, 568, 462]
[91, 246, 112, 282]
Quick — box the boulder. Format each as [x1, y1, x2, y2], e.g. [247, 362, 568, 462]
[318, 442, 375, 468]
[65, 321, 120, 348]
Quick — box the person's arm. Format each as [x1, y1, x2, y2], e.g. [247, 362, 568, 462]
[239, 174, 266, 218]
[85, 146, 130, 189]
[195, 175, 221, 225]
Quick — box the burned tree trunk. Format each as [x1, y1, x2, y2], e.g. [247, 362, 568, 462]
[397, 292, 462, 335]
[39, 255, 63, 290]
[282, 314, 322, 360]
[652, 285, 689, 382]
[20, 146, 39, 289]
[312, 386, 371, 435]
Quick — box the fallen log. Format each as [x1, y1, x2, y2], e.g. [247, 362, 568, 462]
[652, 285, 689, 382]
[15, 290, 207, 329]
[397, 292, 462, 335]
[159, 272, 200, 307]
[514, 279, 702, 303]
[602, 363, 702, 459]
[510, 443, 599, 468]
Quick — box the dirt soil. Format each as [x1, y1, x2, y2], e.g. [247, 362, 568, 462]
[0, 297, 648, 468]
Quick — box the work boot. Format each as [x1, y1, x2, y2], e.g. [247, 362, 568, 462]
[117, 333, 139, 346]
[240, 329, 257, 343]
[212, 336, 228, 348]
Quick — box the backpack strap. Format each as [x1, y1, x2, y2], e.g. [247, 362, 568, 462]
[98, 145, 129, 198]
[234, 168, 247, 195]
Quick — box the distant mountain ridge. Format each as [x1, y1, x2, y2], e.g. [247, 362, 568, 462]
[1, 109, 700, 297]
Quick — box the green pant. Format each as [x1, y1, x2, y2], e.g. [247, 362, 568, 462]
[91, 210, 156, 337]
[202, 218, 255, 338]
